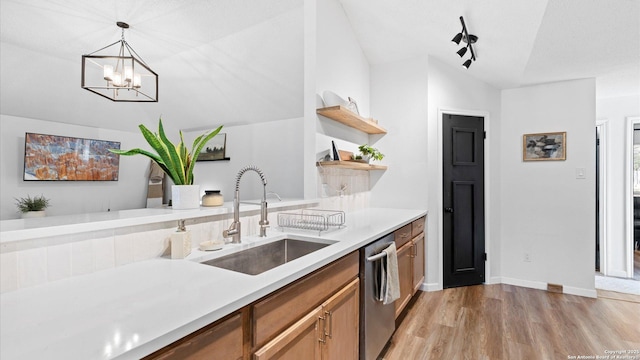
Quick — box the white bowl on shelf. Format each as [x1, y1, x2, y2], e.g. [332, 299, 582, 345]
[322, 90, 348, 107]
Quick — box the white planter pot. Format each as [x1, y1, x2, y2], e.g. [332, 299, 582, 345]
[21, 210, 45, 219]
[171, 185, 201, 210]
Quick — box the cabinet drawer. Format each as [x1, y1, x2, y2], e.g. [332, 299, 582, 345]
[411, 216, 425, 238]
[144, 312, 243, 360]
[252, 251, 358, 348]
[394, 224, 412, 248]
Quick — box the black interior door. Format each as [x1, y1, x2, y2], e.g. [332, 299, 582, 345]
[443, 113, 485, 288]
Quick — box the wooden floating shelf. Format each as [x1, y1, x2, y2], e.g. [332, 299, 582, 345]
[316, 106, 387, 134]
[316, 161, 387, 171]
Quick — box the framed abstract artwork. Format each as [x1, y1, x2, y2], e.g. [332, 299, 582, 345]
[523, 132, 566, 161]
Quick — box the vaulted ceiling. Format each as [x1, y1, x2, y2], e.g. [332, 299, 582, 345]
[339, 0, 639, 98]
[1, 0, 637, 133]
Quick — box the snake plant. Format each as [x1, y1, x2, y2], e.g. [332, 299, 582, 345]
[110, 118, 222, 185]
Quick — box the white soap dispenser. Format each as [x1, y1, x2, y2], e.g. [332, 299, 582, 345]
[171, 219, 192, 259]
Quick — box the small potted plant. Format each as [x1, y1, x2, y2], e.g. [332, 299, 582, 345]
[110, 117, 223, 209]
[15, 194, 50, 218]
[357, 144, 385, 163]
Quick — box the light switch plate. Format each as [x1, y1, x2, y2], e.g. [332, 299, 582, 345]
[575, 168, 586, 179]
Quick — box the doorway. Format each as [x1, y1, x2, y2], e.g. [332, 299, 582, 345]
[596, 126, 600, 272]
[442, 113, 485, 288]
[594, 118, 640, 295]
[629, 117, 640, 280]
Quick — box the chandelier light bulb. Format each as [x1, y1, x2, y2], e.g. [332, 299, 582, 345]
[133, 73, 142, 88]
[103, 65, 113, 81]
[112, 72, 122, 87]
[124, 66, 133, 83]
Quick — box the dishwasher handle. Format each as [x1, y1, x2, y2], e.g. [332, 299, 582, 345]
[367, 251, 388, 262]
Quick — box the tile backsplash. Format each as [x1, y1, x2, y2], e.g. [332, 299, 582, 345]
[1, 210, 283, 294]
[1, 191, 371, 294]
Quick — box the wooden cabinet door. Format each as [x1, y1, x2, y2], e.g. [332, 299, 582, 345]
[394, 241, 413, 319]
[253, 306, 322, 360]
[412, 233, 425, 294]
[146, 312, 243, 360]
[321, 278, 359, 360]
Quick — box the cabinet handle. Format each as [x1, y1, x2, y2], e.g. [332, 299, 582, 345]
[318, 315, 326, 343]
[325, 310, 333, 339]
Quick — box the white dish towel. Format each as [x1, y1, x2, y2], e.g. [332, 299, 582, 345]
[382, 242, 400, 305]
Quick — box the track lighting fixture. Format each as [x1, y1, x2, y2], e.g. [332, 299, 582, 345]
[451, 16, 478, 69]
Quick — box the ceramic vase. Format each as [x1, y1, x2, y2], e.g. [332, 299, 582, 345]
[21, 210, 45, 219]
[171, 185, 201, 210]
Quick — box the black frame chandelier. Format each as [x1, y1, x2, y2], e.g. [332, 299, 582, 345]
[451, 16, 478, 69]
[81, 22, 158, 102]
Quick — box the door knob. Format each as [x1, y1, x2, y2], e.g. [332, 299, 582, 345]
[444, 207, 454, 213]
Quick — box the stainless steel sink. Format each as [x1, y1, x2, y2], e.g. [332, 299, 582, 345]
[200, 238, 335, 275]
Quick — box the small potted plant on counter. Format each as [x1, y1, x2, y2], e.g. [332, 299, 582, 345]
[356, 144, 385, 163]
[110, 117, 223, 209]
[15, 194, 50, 218]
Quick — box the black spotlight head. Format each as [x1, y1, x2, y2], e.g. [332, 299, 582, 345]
[462, 59, 473, 69]
[451, 33, 463, 45]
[457, 47, 468, 57]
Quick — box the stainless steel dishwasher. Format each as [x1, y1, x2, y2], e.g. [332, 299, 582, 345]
[360, 233, 396, 360]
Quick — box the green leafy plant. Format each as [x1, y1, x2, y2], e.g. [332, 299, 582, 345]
[358, 144, 385, 162]
[15, 194, 50, 213]
[109, 118, 222, 185]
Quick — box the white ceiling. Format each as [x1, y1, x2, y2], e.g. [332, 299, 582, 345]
[0, 0, 304, 133]
[339, 0, 640, 97]
[1, 0, 638, 133]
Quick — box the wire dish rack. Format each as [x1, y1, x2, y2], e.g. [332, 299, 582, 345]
[277, 209, 346, 234]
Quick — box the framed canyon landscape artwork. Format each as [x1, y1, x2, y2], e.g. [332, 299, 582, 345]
[23, 132, 121, 181]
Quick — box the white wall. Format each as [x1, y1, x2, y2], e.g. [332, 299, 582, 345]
[596, 94, 640, 277]
[0, 115, 148, 220]
[191, 118, 304, 202]
[369, 56, 429, 209]
[316, 0, 370, 118]
[311, 0, 372, 202]
[427, 57, 502, 290]
[500, 79, 596, 296]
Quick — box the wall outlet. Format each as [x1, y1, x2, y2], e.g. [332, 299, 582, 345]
[523, 252, 531, 262]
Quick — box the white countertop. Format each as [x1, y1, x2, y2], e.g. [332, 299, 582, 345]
[0, 198, 318, 243]
[0, 207, 426, 360]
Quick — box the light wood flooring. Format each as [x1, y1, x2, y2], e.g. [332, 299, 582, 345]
[381, 284, 640, 360]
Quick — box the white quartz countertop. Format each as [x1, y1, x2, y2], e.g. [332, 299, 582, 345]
[0, 207, 426, 360]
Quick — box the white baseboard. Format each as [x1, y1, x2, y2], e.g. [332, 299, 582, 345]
[420, 282, 441, 292]
[498, 277, 547, 290]
[419, 278, 596, 298]
[564, 286, 597, 298]
[495, 277, 596, 298]
[607, 269, 630, 278]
